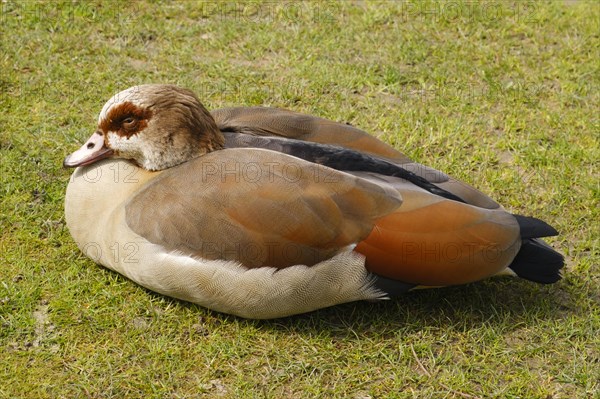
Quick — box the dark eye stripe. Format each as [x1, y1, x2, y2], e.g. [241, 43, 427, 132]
[99, 102, 152, 137]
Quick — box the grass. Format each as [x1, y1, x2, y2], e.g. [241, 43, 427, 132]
[1, 1, 598, 397]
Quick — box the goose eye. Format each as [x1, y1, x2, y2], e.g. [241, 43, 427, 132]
[122, 117, 136, 127]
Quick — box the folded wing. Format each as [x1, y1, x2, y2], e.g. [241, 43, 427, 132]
[213, 106, 500, 209]
[125, 148, 402, 268]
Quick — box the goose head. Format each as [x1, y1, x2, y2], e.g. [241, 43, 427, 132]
[64, 84, 224, 171]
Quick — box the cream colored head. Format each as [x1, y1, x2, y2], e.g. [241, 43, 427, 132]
[64, 84, 224, 171]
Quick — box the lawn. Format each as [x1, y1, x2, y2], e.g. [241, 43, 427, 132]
[1, 1, 598, 398]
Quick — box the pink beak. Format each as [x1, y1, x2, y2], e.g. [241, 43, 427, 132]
[63, 131, 114, 168]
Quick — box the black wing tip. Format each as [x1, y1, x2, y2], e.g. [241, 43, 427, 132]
[513, 214, 559, 239]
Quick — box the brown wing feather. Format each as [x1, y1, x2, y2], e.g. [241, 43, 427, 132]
[212, 107, 411, 163]
[212, 107, 500, 209]
[125, 148, 402, 268]
[355, 187, 520, 285]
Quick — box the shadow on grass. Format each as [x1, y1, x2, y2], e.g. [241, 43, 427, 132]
[154, 275, 580, 337]
[259, 279, 577, 336]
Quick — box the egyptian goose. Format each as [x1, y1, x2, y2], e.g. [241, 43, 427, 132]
[63, 84, 564, 319]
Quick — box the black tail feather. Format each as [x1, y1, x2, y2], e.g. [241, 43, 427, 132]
[371, 274, 416, 298]
[508, 238, 564, 284]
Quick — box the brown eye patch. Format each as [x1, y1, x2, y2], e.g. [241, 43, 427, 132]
[99, 101, 153, 137]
